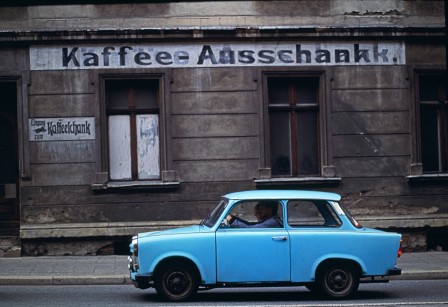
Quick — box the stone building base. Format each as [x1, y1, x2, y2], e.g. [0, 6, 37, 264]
[0, 237, 21, 257]
[17, 227, 448, 256]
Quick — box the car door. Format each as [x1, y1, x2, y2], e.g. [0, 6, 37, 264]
[215, 201, 290, 283]
[287, 200, 343, 282]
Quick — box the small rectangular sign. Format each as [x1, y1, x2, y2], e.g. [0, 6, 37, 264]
[29, 117, 95, 141]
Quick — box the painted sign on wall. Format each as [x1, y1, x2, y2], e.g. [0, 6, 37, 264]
[30, 42, 405, 70]
[29, 117, 95, 141]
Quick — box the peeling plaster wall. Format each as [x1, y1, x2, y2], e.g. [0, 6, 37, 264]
[0, 0, 444, 33]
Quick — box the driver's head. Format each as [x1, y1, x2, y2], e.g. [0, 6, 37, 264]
[255, 201, 278, 220]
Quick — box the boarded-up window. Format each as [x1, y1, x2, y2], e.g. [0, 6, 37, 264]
[106, 79, 160, 180]
[419, 75, 447, 173]
[268, 77, 320, 177]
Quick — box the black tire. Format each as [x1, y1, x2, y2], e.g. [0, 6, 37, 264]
[316, 263, 359, 299]
[154, 263, 199, 301]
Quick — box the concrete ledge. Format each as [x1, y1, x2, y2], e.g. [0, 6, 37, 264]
[20, 220, 201, 239]
[359, 214, 448, 228]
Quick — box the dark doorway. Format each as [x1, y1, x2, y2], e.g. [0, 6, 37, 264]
[0, 81, 19, 236]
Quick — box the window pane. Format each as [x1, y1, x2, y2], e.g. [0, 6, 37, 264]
[106, 79, 158, 110]
[268, 78, 290, 106]
[108, 115, 132, 180]
[229, 201, 260, 224]
[228, 200, 283, 227]
[421, 105, 440, 172]
[134, 79, 158, 110]
[270, 112, 291, 176]
[294, 78, 318, 105]
[106, 81, 129, 110]
[287, 200, 325, 227]
[325, 202, 342, 227]
[419, 76, 442, 101]
[296, 111, 319, 175]
[137, 114, 160, 179]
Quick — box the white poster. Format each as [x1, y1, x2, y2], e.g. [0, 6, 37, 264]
[137, 114, 160, 179]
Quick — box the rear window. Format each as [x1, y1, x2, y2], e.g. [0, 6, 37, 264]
[332, 201, 363, 229]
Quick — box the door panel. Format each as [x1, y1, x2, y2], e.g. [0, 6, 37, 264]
[216, 228, 290, 282]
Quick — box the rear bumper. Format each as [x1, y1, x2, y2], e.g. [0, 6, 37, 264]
[388, 267, 402, 276]
[361, 267, 401, 283]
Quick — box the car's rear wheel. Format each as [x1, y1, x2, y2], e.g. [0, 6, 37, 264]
[154, 263, 199, 301]
[316, 262, 359, 299]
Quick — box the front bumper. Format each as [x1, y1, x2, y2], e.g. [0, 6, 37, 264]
[128, 255, 153, 289]
[130, 272, 152, 289]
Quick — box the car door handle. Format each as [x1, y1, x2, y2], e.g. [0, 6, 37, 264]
[272, 236, 287, 241]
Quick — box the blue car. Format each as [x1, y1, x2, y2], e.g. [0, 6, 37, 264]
[128, 190, 402, 301]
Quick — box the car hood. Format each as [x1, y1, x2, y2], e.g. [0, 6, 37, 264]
[138, 225, 201, 238]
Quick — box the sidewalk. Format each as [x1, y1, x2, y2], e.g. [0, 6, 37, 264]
[0, 255, 129, 285]
[0, 252, 447, 285]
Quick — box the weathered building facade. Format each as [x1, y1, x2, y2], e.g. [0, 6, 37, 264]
[0, 0, 446, 256]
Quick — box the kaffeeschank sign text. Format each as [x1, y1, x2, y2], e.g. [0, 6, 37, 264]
[29, 118, 95, 141]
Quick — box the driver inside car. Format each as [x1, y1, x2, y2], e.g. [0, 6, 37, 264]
[226, 201, 282, 228]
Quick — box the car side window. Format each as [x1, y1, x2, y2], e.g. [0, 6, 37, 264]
[287, 200, 341, 227]
[227, 200, 284, 228]
[230, 201, 259, 223]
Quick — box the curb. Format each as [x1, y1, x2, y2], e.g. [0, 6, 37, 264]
[392, 270, 448, 281]
[0, 272, 447, 286]
[0, 275, 132, 285]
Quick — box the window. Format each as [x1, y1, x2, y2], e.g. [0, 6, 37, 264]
[106, 79, 160, 181]
[287, 200, 341, 227]
[268, 77, 320, 177]
[227, 200, 283, 228]
[418, 75, 447, 173]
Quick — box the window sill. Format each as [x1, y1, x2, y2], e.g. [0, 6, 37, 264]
[91, 180, 180, 191]
[254, 177, 341, 186]
[406, 173, 448, 183]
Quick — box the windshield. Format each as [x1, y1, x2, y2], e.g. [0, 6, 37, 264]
[201, 198, 228, 227]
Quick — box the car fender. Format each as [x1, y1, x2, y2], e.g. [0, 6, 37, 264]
[150, 251, 214, 284]
[311, 253, 367, 279]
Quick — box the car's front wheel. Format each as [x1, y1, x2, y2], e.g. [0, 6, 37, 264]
[154, 263, 199, 301]
[316, 262, 359, 299]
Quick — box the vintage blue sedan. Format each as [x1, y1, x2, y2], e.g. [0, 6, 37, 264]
[128, 190, 402, 301]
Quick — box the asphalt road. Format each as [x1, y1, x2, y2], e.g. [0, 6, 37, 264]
[1, 280, 447, 306]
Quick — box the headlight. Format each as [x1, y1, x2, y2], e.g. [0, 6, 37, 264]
[129, 235, 139, 272]
[130, 235, 138, 256]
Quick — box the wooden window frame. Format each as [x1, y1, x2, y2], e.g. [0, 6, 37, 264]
[407, 68, 448, 183]
[92, 72, 179, 191]
[256, 69, 341, 186]
[268, 76, 320, 177]
[416, 72, 447, 173]
[106, 79, 160, 181]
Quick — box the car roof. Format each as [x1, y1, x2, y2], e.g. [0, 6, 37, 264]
[223, 190, 341, 201]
